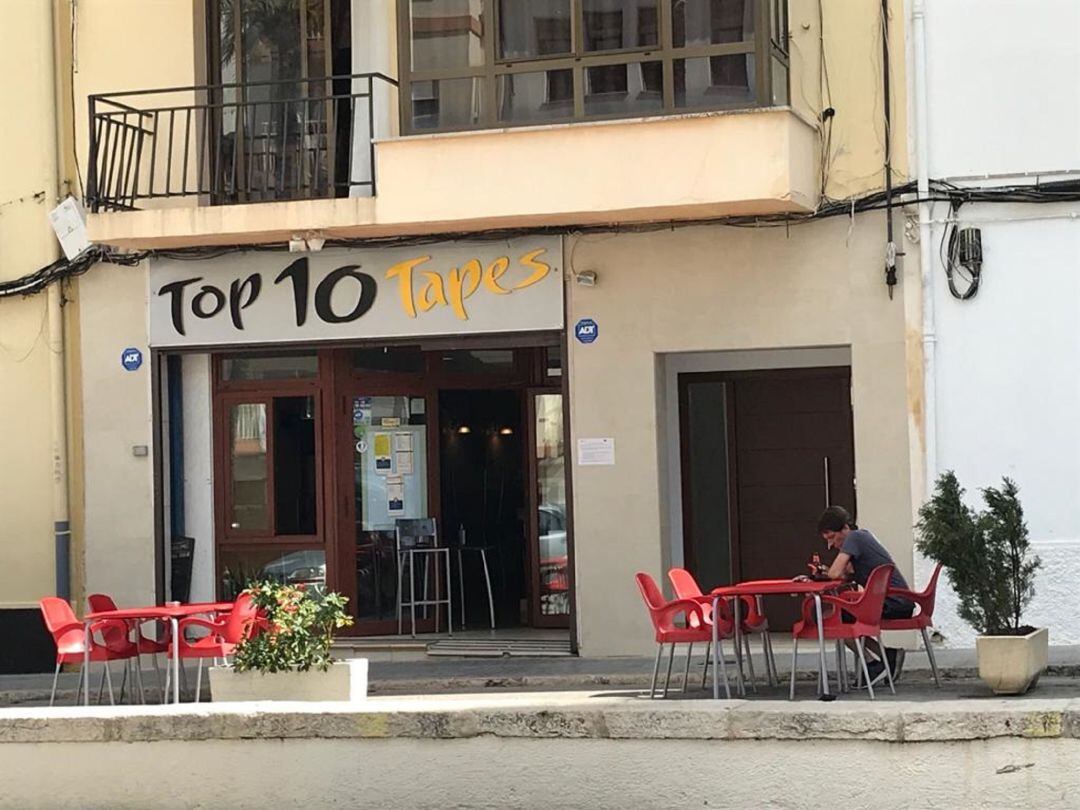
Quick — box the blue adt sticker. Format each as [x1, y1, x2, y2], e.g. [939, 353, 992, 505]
[121, 347, 143, 371]
[575, 318, 599, 344]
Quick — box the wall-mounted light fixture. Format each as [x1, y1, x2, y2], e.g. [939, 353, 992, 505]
[499, 427, 513, 436]
[574, 270, 598, 287]
[457, 425, 471, 435]
[289, 231, 327, 253]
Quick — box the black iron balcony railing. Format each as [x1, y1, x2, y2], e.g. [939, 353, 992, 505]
[86, 73, 397, 213]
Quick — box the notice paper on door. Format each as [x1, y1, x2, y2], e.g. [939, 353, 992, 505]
[393, 432, 415, 474]
[374, 433, 393, 474]
[387, 476, 405, 515]
[577, 437, 615, 466]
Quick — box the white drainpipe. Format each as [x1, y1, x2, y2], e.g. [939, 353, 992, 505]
[913, 0, 936, 497]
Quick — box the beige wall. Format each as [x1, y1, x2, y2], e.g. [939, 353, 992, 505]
[566, 217, 915, 656]
[0, 0, 62, 607]
[78, 262, 156, 607]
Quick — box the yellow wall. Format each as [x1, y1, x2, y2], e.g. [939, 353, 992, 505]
[0, 1, 62, 607]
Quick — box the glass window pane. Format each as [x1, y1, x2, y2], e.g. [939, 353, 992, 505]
[221, 353, 317, 381]
[498, 69, 574, 123]
[583, 0, 659, 52]
[674, 54, 755, 109]
[351, 346, 425, 373]
[273, 396, 318, 535]
[411, 77, 483, 130]
[584, 61, 663, 116]
[672, 0, 753, 48]
[229, 403, 268, 531]
[220, 547, 326, 600]
[410, 0, 486, 70]
[771, 55, 789, 106]
[498, 0, 572, 60]
[441, 349, 517, 375]
[351, 396, 428, 623]
[535, 394, 568, 617]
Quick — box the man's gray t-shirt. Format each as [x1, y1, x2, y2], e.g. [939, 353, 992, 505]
[840, 529, 914, 615]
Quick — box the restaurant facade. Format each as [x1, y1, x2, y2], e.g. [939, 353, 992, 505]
[2, 0, 930, 664]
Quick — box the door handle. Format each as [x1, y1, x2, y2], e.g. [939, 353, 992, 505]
[823, 456, 831, 507]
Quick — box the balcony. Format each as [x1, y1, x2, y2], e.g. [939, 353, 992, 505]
[86, 83, 818, 250]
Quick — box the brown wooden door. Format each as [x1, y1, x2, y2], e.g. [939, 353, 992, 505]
[680, 366, 855, 629]
[731, 367, 855, 627]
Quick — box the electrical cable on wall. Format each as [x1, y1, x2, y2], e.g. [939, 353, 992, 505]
[2, 177, 1080, 302]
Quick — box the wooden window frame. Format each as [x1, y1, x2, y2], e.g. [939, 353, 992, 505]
[397, 0, 788, 134]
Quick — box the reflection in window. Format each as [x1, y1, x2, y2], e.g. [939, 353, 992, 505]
[229, 403, 268, 531]
[585, 61, 663, 116]
[583, 0, 658, 51]
[351, 346, 425, 374]
[221, 352, 317, 381]
[498, 69, 574, 123]
[674, 55, 755, 108]
[410, 0, 485, 70]
[672, 0, 753, 48]
[498, 0, 572, 59]
[411, 77, 483, 130]
[441, 349, 517, 375]
[220, 547, 326, 600]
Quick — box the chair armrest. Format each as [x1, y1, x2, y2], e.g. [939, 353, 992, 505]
[657, 598, 707, 627]
[178, 616, 224, 641]
[886, 587, 934, 614]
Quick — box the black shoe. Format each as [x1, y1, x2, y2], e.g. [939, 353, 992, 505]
[862, 659, 888, 688]
[885, 648, 906, 683]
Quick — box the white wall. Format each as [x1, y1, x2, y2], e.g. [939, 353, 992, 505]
[924, 0, 1080, 178]
[923, 0, 1080, 644]
[181, 354, 215, 603]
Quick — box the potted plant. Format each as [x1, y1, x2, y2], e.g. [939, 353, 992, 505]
[209, 581, 366, 702]
[917, 471, 1045, 695]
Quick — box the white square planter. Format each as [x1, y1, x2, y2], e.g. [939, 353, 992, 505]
[976, 627, 1048, 695]
[209, 659, 368, 702]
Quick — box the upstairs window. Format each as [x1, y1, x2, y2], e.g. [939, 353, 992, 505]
[399, 0, 788, 134]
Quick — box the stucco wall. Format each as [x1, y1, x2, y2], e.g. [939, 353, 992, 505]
[78, 263, 155, 607]
[566, 218, 915, 657]
[0, 0, 62, 609]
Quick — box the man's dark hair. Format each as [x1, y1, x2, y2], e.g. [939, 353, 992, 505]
[817, 505, 856, 534]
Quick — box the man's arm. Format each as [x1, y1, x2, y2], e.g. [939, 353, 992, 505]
[827, 552, 852, 580]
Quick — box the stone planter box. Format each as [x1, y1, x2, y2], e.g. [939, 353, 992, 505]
[209, 659, 368, 702]
[976, 627, 1048, 695]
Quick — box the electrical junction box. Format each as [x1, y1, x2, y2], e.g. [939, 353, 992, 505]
[47, 196, 92, 262]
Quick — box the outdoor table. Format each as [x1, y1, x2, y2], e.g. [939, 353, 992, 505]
[82, 602, 234, 706]
[709, 579, 844, 700]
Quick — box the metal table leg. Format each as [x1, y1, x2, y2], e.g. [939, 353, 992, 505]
[814, 595, 830, 697]
[171, 616, 180, 705]
[711, 596, 720, 700]
[83, 620, 91, 706]
[733, 596, 745, 696]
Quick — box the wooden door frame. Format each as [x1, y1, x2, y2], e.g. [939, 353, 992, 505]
[677, 365, 854, 586]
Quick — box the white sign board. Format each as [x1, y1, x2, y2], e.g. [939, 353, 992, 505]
[577, 437, 615, 466]
[148, 236, 563, 348]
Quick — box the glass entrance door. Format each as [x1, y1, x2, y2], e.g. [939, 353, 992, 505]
[346, 392, 433, 633]
[528, 390, 570, 627]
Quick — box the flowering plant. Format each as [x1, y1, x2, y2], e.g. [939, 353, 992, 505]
[231, 581, 353, 673]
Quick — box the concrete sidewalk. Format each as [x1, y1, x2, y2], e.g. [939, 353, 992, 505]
[6, 644, 1080, 706]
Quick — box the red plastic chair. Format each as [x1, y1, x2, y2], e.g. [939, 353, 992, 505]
[668, 567, 778, 690]
[166, 593, 261, 702]
[39, 597, 136, 707]
[636, 572, 734, 699]
[882, 563, 944, 687]
[790, 565, 896, 700]
[89, 593, 170, 703]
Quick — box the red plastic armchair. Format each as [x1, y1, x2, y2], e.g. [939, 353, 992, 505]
[89, 593, 170, 703]
[39, 597, 136, 707]
[636, 572, 733, 699]
[166, 593, 261, 702]
[668, 568, 778, 689]
[790, 564, 896, 700]
[882, 563, 944, 687]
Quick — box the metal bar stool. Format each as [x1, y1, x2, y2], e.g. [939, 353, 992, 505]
[396, 518, 453, 638]
[454, 525, 496, 631]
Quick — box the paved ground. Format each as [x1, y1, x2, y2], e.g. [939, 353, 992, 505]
[6, 644, 1080, 706]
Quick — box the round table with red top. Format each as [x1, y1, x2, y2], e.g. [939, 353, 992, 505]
[82, 602, 236, 705]
[709, 579, 845, 699]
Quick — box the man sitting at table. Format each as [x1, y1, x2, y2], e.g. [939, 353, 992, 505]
[816, 506, 915, 686]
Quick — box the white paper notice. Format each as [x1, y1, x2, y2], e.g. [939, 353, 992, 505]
[577, 437, 615, 466]
[387, 476, 405, 515]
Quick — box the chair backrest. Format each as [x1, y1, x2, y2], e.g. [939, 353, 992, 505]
[87, 593, 118, 613]
[221, 592, 260, 644]
[85, 593, 129, 648]
[634, 572, 665, 616]
[39, 597, 79, 638]
[396, 518, 437, 550]
[667, 568, 704, 600]
[847, 564, 894, 624]
[918, 563, 944, 618]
